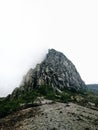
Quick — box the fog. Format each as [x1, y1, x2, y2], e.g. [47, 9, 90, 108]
[0, 0, 98, 97]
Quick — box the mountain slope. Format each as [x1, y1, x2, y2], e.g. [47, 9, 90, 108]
[13, 49, 86, 95]
[0, 102, 98, 130]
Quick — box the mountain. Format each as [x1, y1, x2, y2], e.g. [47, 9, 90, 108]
[12, 49, 86, 96]
[87, 84, 98, 94]
[1, 49, 98, 130]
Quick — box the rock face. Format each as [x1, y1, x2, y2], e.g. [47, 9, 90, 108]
[16, 49, 86, 93]
[20, 49, 85, 92]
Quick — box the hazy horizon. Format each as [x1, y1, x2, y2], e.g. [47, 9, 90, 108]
[0, 0, 98, 97]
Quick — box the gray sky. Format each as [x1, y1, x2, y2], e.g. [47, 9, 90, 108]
[0, 0, 98, 97]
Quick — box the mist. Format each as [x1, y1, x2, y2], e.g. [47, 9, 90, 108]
[0, 46, 48, 97]
[0, 0, 98, 97]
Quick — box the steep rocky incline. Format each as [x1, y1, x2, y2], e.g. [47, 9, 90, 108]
[13, 49, 86, 95]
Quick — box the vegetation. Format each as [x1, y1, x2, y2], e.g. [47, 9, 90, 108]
[87, 84, 98, 94]
[0, 85, 98, 118]
[0, 98, 19, 118]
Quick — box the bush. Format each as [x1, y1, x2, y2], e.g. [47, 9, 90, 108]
[0, 90, 39, 118]
[0, 99, 19, 118]
[94, 98, 98, 107]
[60, 92, 71, 103]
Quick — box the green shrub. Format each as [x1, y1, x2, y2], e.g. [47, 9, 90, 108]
[0, 99, 19, 118]
[60, 92, 71, 103]
[0, 90, 39, 118]
[94, 98, 98, 107]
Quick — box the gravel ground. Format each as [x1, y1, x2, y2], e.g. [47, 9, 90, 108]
[0, 102, 98, 130]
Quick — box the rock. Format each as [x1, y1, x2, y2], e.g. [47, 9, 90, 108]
[33, 97, 53, 105]
[12, 49, 86, 95]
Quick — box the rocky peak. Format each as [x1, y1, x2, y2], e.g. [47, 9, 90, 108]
[14, 49, 86, 94]
[44, 49, 67, 65]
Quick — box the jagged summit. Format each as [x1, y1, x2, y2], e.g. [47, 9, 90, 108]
[44, 49, 68, 65]
[13, 49, 86, 95]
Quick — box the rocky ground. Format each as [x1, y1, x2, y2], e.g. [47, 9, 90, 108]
[0, 101, 98, 130]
